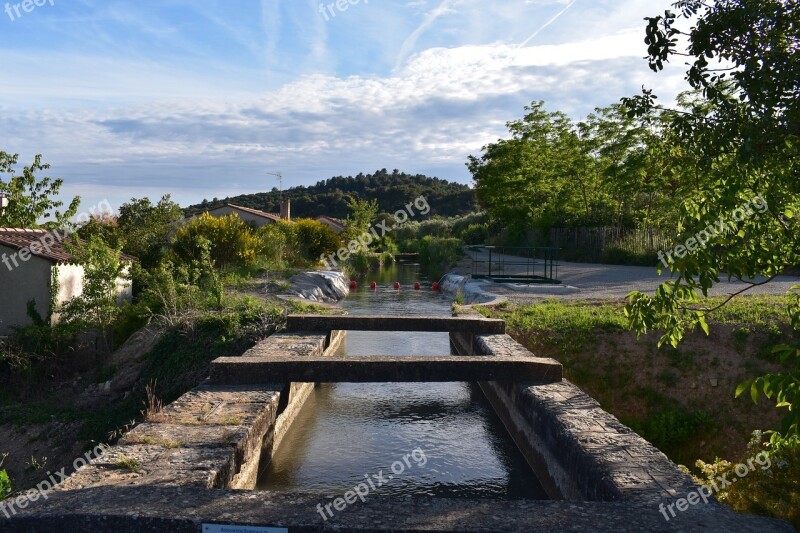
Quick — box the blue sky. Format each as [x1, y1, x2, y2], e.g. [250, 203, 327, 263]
[0, 0, 688, 212]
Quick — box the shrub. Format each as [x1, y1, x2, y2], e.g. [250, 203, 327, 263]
[257, 222, 290, 266]
[459, 223, 489, 245]
[293, 218, 342, 262]
[418, 236, 463, 279]
[602, 246, 659, 266]
[692, 432, 800, 528]
[0, 454, 10, 500]
[171, 213, 266, 268]
[637, 409, 713, 453]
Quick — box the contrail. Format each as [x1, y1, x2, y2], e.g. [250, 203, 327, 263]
[517, 0, 579, 48]
[394, 0, 458, 71]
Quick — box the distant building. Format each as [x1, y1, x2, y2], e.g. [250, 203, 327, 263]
[205, 200, 291, 227]
[315, 215, 347, 234]
[0, 228, 134, 335]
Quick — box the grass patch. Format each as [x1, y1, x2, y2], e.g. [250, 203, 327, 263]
[482, 300, 628, 354]
[114, 455, 140, 472]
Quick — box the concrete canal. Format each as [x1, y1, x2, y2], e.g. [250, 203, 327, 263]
[256, 262, 548, 499]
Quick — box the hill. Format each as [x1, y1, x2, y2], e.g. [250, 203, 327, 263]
[183, 169, 477, 219]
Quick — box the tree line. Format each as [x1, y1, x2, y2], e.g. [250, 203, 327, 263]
[184, 169, 477, 220]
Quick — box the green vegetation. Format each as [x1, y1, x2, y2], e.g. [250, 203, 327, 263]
[619, 0, 800, 446]
[417, 237, 462, 279]
[171, 213, 268, 268]
[0, 152, 80, 228]
[692, 433, 800, 529]
[468, 101, 680, 240]
[114, 455, 140, 473]
[184, 169, 476, 219]
[0, 453, 10, 499]
[60, 236, 128, 340]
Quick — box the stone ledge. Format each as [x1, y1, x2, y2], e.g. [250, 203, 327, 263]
[210, 354, 563, 384]
[54, 444, 237, 490]
[243, 333, 328, 357]
[287, 314, 506, 334]
[2, 486, 791, 532]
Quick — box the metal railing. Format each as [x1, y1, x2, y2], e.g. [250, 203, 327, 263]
[469, 246, 560, 284]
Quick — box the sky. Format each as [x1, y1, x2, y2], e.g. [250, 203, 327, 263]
[0, 0, 689, 213]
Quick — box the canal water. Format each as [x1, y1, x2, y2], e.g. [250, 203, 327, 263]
[256, 262, 546, 499]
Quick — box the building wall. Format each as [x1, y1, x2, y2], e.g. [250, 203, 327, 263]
[0, 244, 54, 335]
[207, 206, 276, 228]
[0, 247, 133, 334]
[51, 264, 132, 323]
[117, 265, 133, 305]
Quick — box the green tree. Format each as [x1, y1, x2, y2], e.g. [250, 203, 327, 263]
[60, 236, 128, 339]
[581, 104, 680, 229]
[0, 152, 80, 228]
[77, 213, 124, 250]
[117, 195, 184, 268]
[344, 197, 378, 235]
[623, 0, 800, 440]
[467, 102, 593, 238]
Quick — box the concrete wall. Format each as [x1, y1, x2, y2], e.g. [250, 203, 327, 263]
[0, 244, 53, 334]
[207, 206, 276, 228]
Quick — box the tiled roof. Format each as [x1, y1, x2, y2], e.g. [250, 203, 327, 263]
[208, 203, 282, 222]
[0, 228, 136, 264]
[315, 215, 347, 229]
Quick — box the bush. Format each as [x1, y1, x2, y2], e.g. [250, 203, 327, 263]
[637, 409, 713, 453]
[293, 218, 342, 262]
[418, 236, 463, 279]
[0, 455, 10, 500]
[459, 223, 489, 245]
[171, 213, 266, 268]
[602, 246, 659, 266]
[257, 222, 290, 267]
[692, 432, 800, 528]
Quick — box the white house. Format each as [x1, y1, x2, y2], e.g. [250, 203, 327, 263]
[0, 228, 134, 334]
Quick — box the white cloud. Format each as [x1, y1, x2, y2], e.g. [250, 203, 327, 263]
[0, 1, 691, 208]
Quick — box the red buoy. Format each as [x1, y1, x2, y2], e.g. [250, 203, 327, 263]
[414, 282, 421, 290]
[349, 280, 357, 290]
[393, 281, 400, 289]
[432, 282, 440, 291]
[370, 281, 377, 290]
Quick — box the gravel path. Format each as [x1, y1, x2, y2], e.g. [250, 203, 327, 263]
[458, 248, 800, 301]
